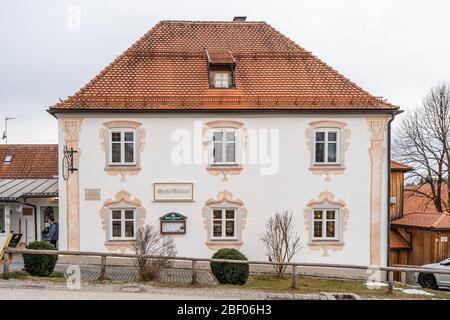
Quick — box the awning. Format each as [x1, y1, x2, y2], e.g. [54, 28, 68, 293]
[0, 178, 58, 201]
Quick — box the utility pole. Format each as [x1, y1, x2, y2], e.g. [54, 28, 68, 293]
[2, 117, 15, 144]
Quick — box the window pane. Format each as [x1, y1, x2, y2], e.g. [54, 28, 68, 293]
[112, 221, 122, 237]
[328, 143, 337, 163]
[213, 132, 223, 141]
[225, 143, 235, 162]
[213, 142, 223, 162]
[328, 132, 337, 142]
[326, 221, 336, 238]
[213, 210, 222, 219]
[111, 143, 121, 163]
[124, 132, 134, 142]
[125, 210, 134, 219]
[326, 210, 336, 220]
[125, 221, 134, 237]
[124, 143, 134, 163]
[315, 132, 325, 142]
[225, 210, 235, 219]
[112, 210, 121, 220]
[225, 221, 234, 237]
[313, 210, 323, 220]
[225, 132, 235, 141]
[314, 221, 322, 237]
[213, 221, 222, 237]
[315, 143, 324, 163]
[111, 132, 121, 142]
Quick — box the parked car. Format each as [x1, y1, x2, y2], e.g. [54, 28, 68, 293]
[417, 258, 450, 289]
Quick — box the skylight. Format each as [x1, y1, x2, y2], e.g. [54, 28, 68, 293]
[4, 154, 12, 163]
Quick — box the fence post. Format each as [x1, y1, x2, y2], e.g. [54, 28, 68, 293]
[191, 260, 198, 284]
[291, 265, 298, 289]
[387, 270, 394, 293]
[99, 256, 107, 280]
[400, 272, 407, 286]
[3, 252, 10, 280]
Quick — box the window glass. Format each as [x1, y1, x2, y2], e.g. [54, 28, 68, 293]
[125, 221, 134, 238]
[315, 142, 325, 163]
[124, 143, 134, 163]
[225, 143, 235, 163]
[212, 208, 237, 239]
[111, 143, 121, 163]
[314, 129, 339, 164]
[214, 72, 229, 88]
[111, 209, 135, 239]
[312, 209, 338, 240]
[112, 221, 121, 238]
[212, 129, 236, 164]
[112, 210, 121, 220]
[328, 143, 337, 162]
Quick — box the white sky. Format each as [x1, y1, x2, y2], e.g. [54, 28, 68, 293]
[1, 0, 449, 144]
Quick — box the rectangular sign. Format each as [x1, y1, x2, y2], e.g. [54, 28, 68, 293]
[153, 183, 194, 202]
[161, 221, 186, 234]
[85, 188, 101, 201]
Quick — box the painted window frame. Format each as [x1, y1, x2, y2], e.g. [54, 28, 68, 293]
[109, 208, 136, 240]
[313, 127, 341, 166]
[108, 127, 137, 166]
[311, 208, 339, 241]
[212, 127, 237, 165]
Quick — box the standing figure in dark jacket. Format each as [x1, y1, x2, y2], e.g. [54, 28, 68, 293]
[48, 216, 59, 247]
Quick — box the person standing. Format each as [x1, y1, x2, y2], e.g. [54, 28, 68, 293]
[48, 216, 59, 247]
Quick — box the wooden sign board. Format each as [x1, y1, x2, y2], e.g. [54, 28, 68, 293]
[22, 208, 33, 216]
[0, 233, 23, 262]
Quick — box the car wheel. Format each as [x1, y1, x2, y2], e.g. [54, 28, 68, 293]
[418, 273, 438, 289]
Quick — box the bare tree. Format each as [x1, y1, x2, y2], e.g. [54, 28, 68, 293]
[132, 225, 177, 281]
[393, 83, 450, 212]
[260, 210, 302, 278]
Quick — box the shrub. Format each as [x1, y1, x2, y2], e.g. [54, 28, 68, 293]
[23, 241, 58, 277]
[210, 248, 249, 285]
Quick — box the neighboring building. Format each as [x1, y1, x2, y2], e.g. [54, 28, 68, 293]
[0, 144, 59, 247]
[389, 160, 413, 221]
[49, 18, 400, 267]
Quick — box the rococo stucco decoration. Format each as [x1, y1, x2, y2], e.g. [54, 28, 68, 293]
[202, 190, 247, 250]
[100, 190, 147, 252]
[305, 120, 351, 181]
[367, 118, 388, 266]
[99, 120, 146, 182]
[203, 120, 247, 182]
[62, 117, 83, 251]
[304, 191, 350, 257]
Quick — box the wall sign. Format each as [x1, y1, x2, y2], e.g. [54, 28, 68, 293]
[153, 183, 194, 202]
[85, 188, 101, 201]
[160, 212, 187, 234]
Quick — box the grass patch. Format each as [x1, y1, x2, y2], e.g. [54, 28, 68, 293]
[9, 269, 65, 281]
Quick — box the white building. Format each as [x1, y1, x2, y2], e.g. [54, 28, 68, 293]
[49, 18, 400, 267]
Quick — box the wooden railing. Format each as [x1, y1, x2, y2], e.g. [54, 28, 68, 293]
[3, 247, 450, 292]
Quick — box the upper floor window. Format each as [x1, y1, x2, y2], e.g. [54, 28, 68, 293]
[110, 208, 135, 240]
[314, 128, 340, 165]
[212, 208, 237, 240]
[312, 209, 339, 240]
[110, 128, 136, 165]
[213, 128, 236, 165]
[212, 71, 230, 88]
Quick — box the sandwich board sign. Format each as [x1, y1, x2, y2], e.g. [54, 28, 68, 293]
[0, 233, 23, 262]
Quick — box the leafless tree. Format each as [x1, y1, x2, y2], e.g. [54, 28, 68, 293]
[260, 210, 302, 278]
[132, 225, 177, 281]
[393, 83, 450, 212]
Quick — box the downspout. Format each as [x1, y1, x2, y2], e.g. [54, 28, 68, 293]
[386, 112, 396, 269]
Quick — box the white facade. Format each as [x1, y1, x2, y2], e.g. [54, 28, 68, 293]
[56, 112, 390, 267]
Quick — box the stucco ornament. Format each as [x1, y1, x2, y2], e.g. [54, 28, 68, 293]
[100, 190, 147, 252]
[304, 191, 349, 257]
[305, 120, 351, 181]
[203, 120, 247, 182]
[202, 190, 247, 250]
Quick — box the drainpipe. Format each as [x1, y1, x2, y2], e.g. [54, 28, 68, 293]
[386, 112, 397, 270]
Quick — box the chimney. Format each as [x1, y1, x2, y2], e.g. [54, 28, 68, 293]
[233, 16, 247, 22]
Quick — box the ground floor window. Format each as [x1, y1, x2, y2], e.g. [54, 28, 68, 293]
[110, 208, 135, 240]
[0, 205, 5, 234]
[312, 209, 338, 240]
[211, 208, 237, 240]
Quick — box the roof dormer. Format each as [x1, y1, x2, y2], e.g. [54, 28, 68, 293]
[205, 48, 236, 89]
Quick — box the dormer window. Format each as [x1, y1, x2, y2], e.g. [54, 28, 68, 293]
[205, 48, 236, 89]
[3, 154, 12, 163]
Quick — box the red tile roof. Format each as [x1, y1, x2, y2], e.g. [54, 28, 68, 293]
[390, 230, 411, 249]
[390, 160, 413, 171]
[50, 20, 398, 112]
[0, 144, 58, 179]
[391, 212, 450, 230]
[404, 184, 448, 214]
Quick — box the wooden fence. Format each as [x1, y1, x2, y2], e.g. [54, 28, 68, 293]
[3, 247, 450, 292]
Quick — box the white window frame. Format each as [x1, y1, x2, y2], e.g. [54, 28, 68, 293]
[311, 208, 339, 241]
[213, 72, 230, 88]
[313, 128, 340, 165]
[109, 128, 137, 166]
[210, 207, 238, 241]
[110, 208, 136, 240]
[212, 128, 237, 165]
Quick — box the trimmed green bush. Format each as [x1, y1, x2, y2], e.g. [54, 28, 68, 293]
[23, 241, 58, 277]
[210, 248, 249, 285]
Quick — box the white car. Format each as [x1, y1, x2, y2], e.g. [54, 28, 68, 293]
[417, 258, 450, 289]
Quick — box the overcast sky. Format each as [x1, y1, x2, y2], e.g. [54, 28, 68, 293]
[0, 0, 449, 144]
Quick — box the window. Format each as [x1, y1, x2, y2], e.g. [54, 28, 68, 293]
[110, 208, 135, 240]
[314, 128, 340, 165]
[0, 205, 5, 234]
[212, 72, 230, 88]
[211, 208, 236, 240]
[213, 128, 236, 164]
[312, 209, 338, 240]
[109, 129, 136, 165]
